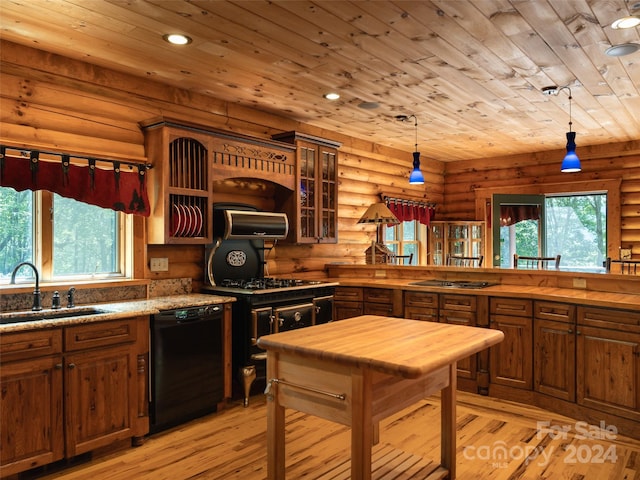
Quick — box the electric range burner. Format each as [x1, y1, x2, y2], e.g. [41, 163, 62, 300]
[219, 277, 323, 290]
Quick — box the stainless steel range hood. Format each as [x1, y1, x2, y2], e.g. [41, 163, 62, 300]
[223, 210, 289, 240]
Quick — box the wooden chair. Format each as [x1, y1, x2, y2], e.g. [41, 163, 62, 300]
[390, 252, 413, 265]
[606, 257, 639, 274]
[445, 254, 483, 267]
[513, 254, 561, 270]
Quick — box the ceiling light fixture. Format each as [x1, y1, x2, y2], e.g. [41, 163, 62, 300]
[395, 114, 424, 185]
[605, 43, 640, 56]
[323, 92, 340, 100]
[611, 15, 640, 29]
[543, 86, 581, 173]
[163, 33, 192, 45]
[358, 101, 379, 109]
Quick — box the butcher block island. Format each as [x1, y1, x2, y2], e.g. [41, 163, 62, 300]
[258, 315, 504, 480]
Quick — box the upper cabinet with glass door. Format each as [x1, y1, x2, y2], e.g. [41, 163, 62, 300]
[272, 132, 341, 244]
[428, 221, 485, 265]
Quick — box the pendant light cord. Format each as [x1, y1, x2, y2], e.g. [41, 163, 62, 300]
[568, 88, 573, 133]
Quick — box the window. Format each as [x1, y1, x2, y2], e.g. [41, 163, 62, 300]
[383, 220, 424, 265]
[493, 192, 607, 272]
[0, 187, 131, 283]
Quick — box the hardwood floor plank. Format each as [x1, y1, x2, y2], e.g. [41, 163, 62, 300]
[26, 392, 640, 480]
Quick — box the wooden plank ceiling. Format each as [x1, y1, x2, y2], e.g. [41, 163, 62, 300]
[1, 0, 639, 162]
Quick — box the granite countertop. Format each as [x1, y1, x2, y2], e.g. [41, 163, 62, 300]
[0, 294, 236, 333]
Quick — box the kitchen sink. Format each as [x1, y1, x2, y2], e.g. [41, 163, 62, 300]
[0, 307, 110, 325]
[409, 280, 497, 289]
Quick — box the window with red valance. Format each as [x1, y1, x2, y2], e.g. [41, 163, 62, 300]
[0, 145, 151, 216]
[384, 196, 435, 225]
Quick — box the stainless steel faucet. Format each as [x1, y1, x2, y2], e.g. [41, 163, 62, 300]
[10, 261, 42, 311]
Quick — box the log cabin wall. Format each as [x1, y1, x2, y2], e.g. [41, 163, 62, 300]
[441, 145, 640, 259]
[2, 41, 637, 290]
[0, 40, 442, 290]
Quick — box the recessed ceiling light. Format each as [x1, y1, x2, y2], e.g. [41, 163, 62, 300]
[605, 43, 640, 56]
[611, 15, 640, 29]
[358, 101, 379, 109]
[163, 33, 192, 45]
[323, 92, 340, 100]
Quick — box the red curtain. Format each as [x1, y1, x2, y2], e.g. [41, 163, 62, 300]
[386, 199, 435, 225]
[0, 149, 150, 216]
[500, 205, 540, 226]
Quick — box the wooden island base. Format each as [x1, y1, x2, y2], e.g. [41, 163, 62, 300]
[258, 315, 505, 480]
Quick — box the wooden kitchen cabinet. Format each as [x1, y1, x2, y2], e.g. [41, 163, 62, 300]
[404, 291, 438, 322]
[489, 297, 533, 391]
[363, 288, 396, 316]
[440, 294, 478, 387]
[0, 318, 149, 477]
[428, 221, 484, 265]
[333, 287, 363, 320]
[272, 131, 341, 244]
[533, 302, 576, 402]
[0, 329, 64, 476]
[63, 319, 144, 456]
[577, 306, 640, 422]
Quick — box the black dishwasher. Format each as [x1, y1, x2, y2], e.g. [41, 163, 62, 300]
[150, 305, 224, 433]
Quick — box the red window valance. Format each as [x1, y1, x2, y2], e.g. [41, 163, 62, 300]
[0, 146, 150, 216]
[500, 205, 540, 226]
[385, 197, 435, 226]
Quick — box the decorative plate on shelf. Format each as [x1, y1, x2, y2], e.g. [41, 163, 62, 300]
[179, 204, 192, 238]
[171, 204, 183, 237]
[192, 205, 203, 237]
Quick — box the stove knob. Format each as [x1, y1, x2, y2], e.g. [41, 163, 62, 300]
[294, 311, 302, 322]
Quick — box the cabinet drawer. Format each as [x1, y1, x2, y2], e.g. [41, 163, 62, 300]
[364, 288, 394, 304]
[578, 306, 640, 332]
[534, 302, 575, 323]
[440, 294, 476, 312]
[334, 287, 363, 302]
[363, 303, 394, 316]
[333, 302, 363, 321]
[0, 328, 62, 363]
[65, 319, 138, 351]
[405, 291, 438, 309]
[404, 307, 438, 322]
[440, 309, 475, 325]
[490, 297, 532, 317]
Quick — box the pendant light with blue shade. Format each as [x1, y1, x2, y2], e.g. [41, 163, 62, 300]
[543, 86, 582, 173]
[396, 114, 424, 184]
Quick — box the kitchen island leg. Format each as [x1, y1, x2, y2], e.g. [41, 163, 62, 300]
[266, 352, 285, 480]
[441, 362, 457, 479]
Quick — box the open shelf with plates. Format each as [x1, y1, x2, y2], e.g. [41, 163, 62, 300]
[143, 124, 212, 244]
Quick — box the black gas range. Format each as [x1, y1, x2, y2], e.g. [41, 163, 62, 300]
[202, 203, 337, 406]
[203, 277, 337, 406]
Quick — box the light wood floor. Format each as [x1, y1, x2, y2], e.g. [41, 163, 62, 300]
[29, 392, 640, 480]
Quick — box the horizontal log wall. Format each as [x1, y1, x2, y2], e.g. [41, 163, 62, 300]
[441, 145, 640, 258]
[0, 40, 443, 288]
[2, 40, 637, 290]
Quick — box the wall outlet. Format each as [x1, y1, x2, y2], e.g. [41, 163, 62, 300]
[150, 257, 169, 272]
[572, 278, 587, 289]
